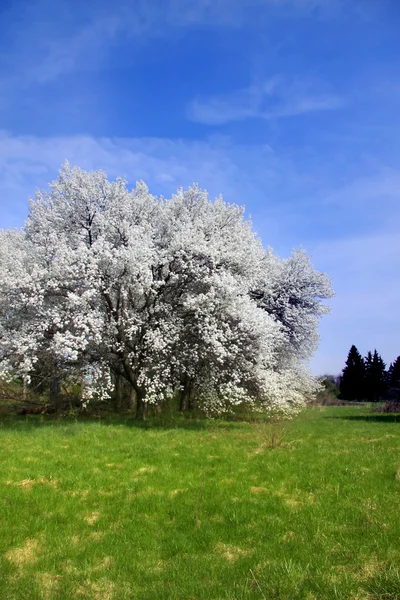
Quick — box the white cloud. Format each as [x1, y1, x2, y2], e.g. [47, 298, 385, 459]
[188, 78, 343, 125]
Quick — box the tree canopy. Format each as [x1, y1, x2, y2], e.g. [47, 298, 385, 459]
[0, 163, 334, 416]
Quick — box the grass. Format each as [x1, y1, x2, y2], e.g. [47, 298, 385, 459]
[0, 406, 399, 600]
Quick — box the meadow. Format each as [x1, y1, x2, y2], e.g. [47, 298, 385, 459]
[0, 406, 399, 600]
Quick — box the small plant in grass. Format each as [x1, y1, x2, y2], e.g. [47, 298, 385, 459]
[253, 420, 288, 450]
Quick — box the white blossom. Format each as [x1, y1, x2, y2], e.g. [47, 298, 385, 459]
[0, 163, 333, 415]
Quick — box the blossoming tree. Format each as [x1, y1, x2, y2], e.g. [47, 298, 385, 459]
[0, 163, 333, 417]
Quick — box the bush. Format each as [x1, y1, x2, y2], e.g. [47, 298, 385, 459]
[373, 401, 400, 413]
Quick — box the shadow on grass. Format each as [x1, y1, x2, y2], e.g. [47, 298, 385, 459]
[0, 412, 251, 432]
[332, 414, 399, 423]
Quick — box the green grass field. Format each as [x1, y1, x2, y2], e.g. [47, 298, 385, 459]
[0, 406, 399, 600]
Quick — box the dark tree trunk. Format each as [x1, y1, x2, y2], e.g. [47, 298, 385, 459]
[121, 358, 146, 420]
[179, 387, 187, 412]
[135, 390, 145, 420]
[49, 362, 61, 408]
[114, 372, 122, 412]
[187, 386, 194, 411]
[184, 379, 194, 412]
[129, 386, 137, 412]
[179, 377, 193, 412]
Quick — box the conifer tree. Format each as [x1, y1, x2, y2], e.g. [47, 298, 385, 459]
[364, 351, 373, 400]
[339, 345, 365, 400]
[388, 356, 400, 400]
[364, 349, 386, 401]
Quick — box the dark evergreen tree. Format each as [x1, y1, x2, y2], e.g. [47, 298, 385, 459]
[364, 351, 373, 400]
[388, 356, 400, 400]
[364, 349, 386, 401]
[339, 345, 365, 400]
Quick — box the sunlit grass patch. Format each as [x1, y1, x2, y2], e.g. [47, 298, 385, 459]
[0, 406, 399, 599]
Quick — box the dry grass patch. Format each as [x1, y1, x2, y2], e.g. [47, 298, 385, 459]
[335, 556, 388, 582]
[9, 476, 56, 489]
[90, 531, 106, 541]
[274, 486, 316, 509]
[90, 557, 113, 573]
[77, 578, 116, 600]
[85, 511, 100, 526]
[5, 537, 41, 567]
[250, 486, 269, 494]
[284, 497, 301, 509]
[210, 514, 224, 523]
[37, 572, 62, 599]
[63, 559, 80, 575]
[135, 466, 156, 475]
[135, 486, 164, 497]
[216, 542, 252, 563]
[98, 489, 115, 497]
[70, 489, 90, 499]
[69, 534, 80, 545]
[360, 556, 388, 579]
[360, 435, 395, 444]
[169, 488, 186, 497]
[148, 559, 169, 573]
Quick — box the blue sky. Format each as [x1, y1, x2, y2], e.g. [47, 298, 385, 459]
[1, 0, 399, 374]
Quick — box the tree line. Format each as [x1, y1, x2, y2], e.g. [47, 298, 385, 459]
[0, 163, 333, 418]
[339, 345, 400, 401]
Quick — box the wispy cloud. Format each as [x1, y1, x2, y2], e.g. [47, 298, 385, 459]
[188, 77, 344, 124]
[0, 0, 337, 87]
[1, 130, 397, 240]
[0, 2, 129, 89]
[0, 131, 297, 233]
[0, 132, 255, 231]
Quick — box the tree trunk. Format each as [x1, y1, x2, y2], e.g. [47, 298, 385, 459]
[179, 377, 193, 412]
[129, 386, 137, 412]
[114, 372, 122, 412]
[49, 362, 61, 408]
[179, 387, 187, 412]
[121, 358, 145, 420]
[135, 390, 145, 420]
[187, 388, 194, 411]
[182, 379, 194, 412]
